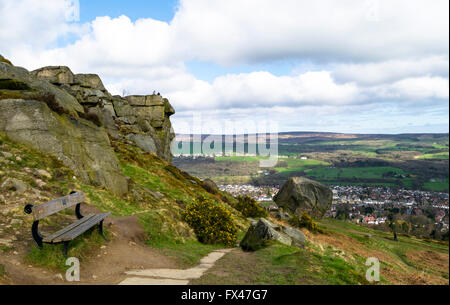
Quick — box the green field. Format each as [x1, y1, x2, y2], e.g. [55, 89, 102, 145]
[417, 152, 449, 160]
[423, 178, 450, 192]
[275, 158, 330, 173]
[175, 133, 449, 192]
[306, 166, 408, 180]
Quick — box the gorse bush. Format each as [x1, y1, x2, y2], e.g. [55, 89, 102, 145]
[289, 213, 324, 234]
[235, 195, 268, 218]
[182, 197, 237, 246]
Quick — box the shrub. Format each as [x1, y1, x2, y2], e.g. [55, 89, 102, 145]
[182, 197, 237, 246]
[0, 55, 12, 65]
[30, 92, 69, 115]
[0, 79, 30, 90]
[235, 195, 268, 218]
[289, 213, 324, 234]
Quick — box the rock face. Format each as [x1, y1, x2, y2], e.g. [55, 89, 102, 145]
[273, 177, 332, 218]
[0, 60, 176, 195]
[240, 218, 305, 251]
[0, 99, 128, 195]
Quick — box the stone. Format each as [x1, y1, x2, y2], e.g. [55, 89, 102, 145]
[2, 151, 12, 158]
[34, 169, 52, 179]
[119, 278, 189, 285]
[10, 219, 23, 225]
[34, 179, 47, 188]
[125, 134, 158, 154]
[31, 66, 74, 85]
[1, 178, 28, 194]
[274, 210, 291, 221]
[74, 74, 106, 91]
[240, 218, 292, 251]
[0, 238, 13, 247]
[273, 177, 332, 218]
[125, 95, 164, 107]
[202, 179, 219, 194]
[282, 225, 306, 248]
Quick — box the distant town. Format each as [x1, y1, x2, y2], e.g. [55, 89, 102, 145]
[219, 184, 450, 231]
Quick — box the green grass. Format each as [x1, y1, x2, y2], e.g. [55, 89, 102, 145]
[274, 158, 329, 173]
[0, 264, 5, 278]
[24, 229, 110, 272]
[192, 242, 370, 285]
[139, 212, 230, 267]
[193, 218, 448, 285]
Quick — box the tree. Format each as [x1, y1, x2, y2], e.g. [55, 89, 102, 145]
[387, 212, 399, 241]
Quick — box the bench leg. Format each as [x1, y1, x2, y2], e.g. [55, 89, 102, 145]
[98, 220, 110, 242]
[31, 221, 43, 249]
[63, 241, 70, 257]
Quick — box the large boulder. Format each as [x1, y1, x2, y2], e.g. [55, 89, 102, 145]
[274, 177, 332, 218]
[74, 73, 106, 91]
[0, 99, 128, 196]
[202, 178, 219, 194]
[240, 218, 305, 251]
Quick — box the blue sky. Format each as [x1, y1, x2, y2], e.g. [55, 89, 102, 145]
[0, 0, 448, 134]
[79, 0, 178, 23]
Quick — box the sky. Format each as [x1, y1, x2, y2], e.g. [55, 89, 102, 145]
[0, 0, 448, 134]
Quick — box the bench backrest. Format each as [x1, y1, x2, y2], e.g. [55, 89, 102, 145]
[26, 191, 86, 220]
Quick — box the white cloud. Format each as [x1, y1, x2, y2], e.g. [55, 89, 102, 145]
[0, 0, 82, 54]
[376, 76, 449, 100]
[333, 56, 449, 86]
[0, 0, 448, 133]
[171, 0, 449, 64]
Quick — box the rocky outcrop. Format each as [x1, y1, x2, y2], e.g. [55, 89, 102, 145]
[30, 66, 175, 161]
[0, 60, 176, 195]
[273, 177, 332, 218]
[0, 99, 128, 195]
[240, 218, 305, 251]
[0, 63, 83, 116]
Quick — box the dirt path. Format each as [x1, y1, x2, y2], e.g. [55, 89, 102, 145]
[119, 248, 235, 285]
[0, 211, 179, 284]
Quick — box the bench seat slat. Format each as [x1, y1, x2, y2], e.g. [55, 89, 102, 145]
[32, 192, 85, 220]
[43, 214, 96, 243]
[52, 212, 111, 242]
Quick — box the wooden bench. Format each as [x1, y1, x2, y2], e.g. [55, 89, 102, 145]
[24, 191, 110, 256]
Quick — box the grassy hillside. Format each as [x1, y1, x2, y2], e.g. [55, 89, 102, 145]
[0, 131, 247, 275]
[1, 131, 448, 284]
[192, 218, 449, 285]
